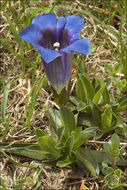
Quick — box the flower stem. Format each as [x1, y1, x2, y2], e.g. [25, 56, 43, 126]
[53, 87, 69, 108]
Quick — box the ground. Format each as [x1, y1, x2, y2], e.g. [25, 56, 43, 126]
[0, 0, 127, 190]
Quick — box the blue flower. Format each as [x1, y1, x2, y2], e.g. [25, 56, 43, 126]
[18, 14, 90, 94]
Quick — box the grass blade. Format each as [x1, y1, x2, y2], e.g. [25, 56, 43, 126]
[1, 83, 10, 124]
[25, 74, 47, 134]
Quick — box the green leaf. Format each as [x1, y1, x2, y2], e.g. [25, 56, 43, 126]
[77, 112, 95, 127]
[69, 96, 80, 106]
[35, 129, 46, 139]
[1, 143, 127, 167]
[77, 100, 91, 113]
[60, 106, 76, 138]
[111, 133, 120, 154]
[93, 83, 106, 104]
[1, 83, 10, 124]
[101, 106, 112, 131]
[74, 148, 97, 176]
[71, 127, 82, 143]
[57, 127, 64, 142]
[102, 87, 110, 104]
[117, 98, 127, 112]
[0, 177, 6, 190]
[73, 127, 97, 150]
[66, 101, 77, 111]
[114, 62, 122, 73]
[47, 108, 62, 138]
[76, 78, 87, 102]
[102, 161, 113, 175]
[90, 102, 102, 127]
[90, 45, 96, 53]
[104, 143, 112, 155]
[64, 136, 74, 155]
[0, 144, 46, 161]
[76, 75, 94, 103]
[80, 74, 95, 100]
[104, 64, 113, 75]
[55, 143, 64, 150]
[56, 156, 75, 167]
[38, 136, 61, 158]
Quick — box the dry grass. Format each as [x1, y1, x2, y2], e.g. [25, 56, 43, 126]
[0, 0, 127, 190]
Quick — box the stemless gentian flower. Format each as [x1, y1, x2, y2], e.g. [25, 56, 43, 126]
[18, 14, 90, 94]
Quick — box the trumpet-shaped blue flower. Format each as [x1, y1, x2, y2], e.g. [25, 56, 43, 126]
[18, 14, 90, 94]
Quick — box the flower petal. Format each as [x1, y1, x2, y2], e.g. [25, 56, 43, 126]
[39, 48, 61, 64]
[32, 14, 57, 40]
[18, 23, 61, 63]
[65, 15, 84, 33]
[43, 53, 72, 94]
[56, 16, 66, 42]
[32, 13, 56, 29]
[69, 33, 80, 44]
[18, 24, 43, 49]
[65, 15, 84, 44]
[61, 38, 90, 55]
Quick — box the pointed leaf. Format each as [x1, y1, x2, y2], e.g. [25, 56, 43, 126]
[55, 143, 64, 150]
[80, 74, 95, 100]
[71, 127, 82, 143]
[38, 136, 61, 157]
[77, 100, 91, 113]
[47, 108, 62, 138]
[76, 74, 95, 103]
[57, 126, 64, 142]
[104, 143, 112, 155]
[73, 127, 97, 149]
[77, 112, 95, 127]
[56, 156, 75, 167]
[90, 101, 102, 127]
[117, 98, 127, 112]
[111, 133, 120, 154]
[101, 106, 112, 131]
[75, 148, 98, 176]
[102, 87, 110, 104]
[76, 78, 87, 102]
[35, 129, 46, 139]
[64, 136, 74, 155]
[114, 63, 122, 73]
[1, 143, 127, 166]
[104, 64, 113, 75]
[60, 106, 76, 138]
[93, 83, 106, 104]
[69, 96, 80, 106]
[1, 144, 46, 161]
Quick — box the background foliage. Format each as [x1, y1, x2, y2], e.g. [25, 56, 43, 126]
[0, 0, 127, 189]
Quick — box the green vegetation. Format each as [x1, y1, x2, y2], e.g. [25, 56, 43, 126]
[0, 0, 127, 189]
